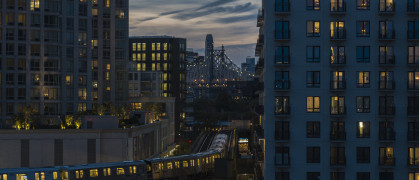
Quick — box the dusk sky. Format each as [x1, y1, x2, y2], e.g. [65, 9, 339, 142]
[129, 0, 261, 64]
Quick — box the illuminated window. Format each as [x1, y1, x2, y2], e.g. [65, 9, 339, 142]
[133, 166, 137, 174]
[157, 53, 161, 61]
[307, 21, 320, 37]
[379, 0, 394, 12]
[142, 53, 146, 61]
[30, 0, 40, 11]
[163, 63, 168, 71]
[152, 43, 155, 51]
[2, 174, 7, 180]
[152, 53, 155, 61]
[78, 88, 87, 100]
[409, 172, 419, 180]
[142, 63, 146, 71]
[357, 0, 370, 10]
[78, 103, 87, 112]
[103, 169, 107, 176]
[152, 63, 156, 71]
[104, 0, 110, 7]
[175, 161, 180, 168]
[92, 9, 98, 15]
[131, 103, 141, 111]
[408, 71, 419, 90]
[66, 76, 72, 86]
[330, 96, 345, 115]
[307, 96, 320, 113]
[156, 63, 161, 71]
[142, 43, 146, 51]
[307, 0, 320, 10]
[16, 174, 27, 180]
[132, 53, 137, 61]
[75, 171, 79, 178]
[183, 161, 188, 167]
[157, 43, 161, 50]
[129, 166, 133, 174]
[357, 121, 370, 138]
[330, 21, 345, 39]
[105, 72, 110, 81]
[197, 159, 200, 166]
[163, 83, 168, 91]
[53, 172, 58, 180]
[106, 64, 111, 70]
[379, 147, 394, 165]
[117, 168, 125, 175]
[164, 43, 168, 50]
[164, 53, 168, 61]
[356, 21, 370, 37]
[356, 72, 369, 88]
[18, 14, 26, 26]
[190, 160, 194, 166]
[275, 96, 290, 114]
[167, 162, 173, 169]
[89, 169, 98, 178]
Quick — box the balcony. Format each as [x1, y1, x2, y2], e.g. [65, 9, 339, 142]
[330, 131, 346, 140]
[330, 157, 346, 166]
[378, 81, 395, 91]
[407, 3, 419, 14]
[379, 106, 395, 116]
[330, 81, 346, 91]
[257, 10, 264, 27]
[275, 107, 290, 116]
[379, 156, 395, 166]
[378, 3, 395, 14]
[330, 2, 346, 14]
[378, 56, 395, 65]
[275, 81, 290, 91]
[379, 31, 395, 40]
[275, 56, 290, 65]
[379, 131, 396, 141]
[408, 55, 419, 65]
[330, 30, 346, 40]
[330, 56, 346, 66]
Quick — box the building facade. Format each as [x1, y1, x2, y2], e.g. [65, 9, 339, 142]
[129, 36, 186, 135]
[0, 0, 128, 127]
[264, 0, 419, 179]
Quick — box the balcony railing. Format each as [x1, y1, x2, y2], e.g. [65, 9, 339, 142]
[408, 82, 419, 90]
[330, 131, 346, 140]
[275, 56, 290, 65]
[330, 156, 346, 165]
[379, 31, 395, 40]
[275, 106, 290, 115]
[379, 3, 395, 13]
[408, 157, 419, 166]
[408, 30, 419, 40]
[275, 80, 290, 90]
[379, 106, 395, 115]
[330, 81, 346, 90]
[378, 56, 395, 64]
[378, 80, 395, 90]
[330, 2, 346, 13]
[275, 132, 290, 140]
[408, 55, 419, 65]
[379, 131, 396, 140]
[275, 31, 290, 40]
[379, 156, 395, 166]
[330, 29, 346, 40]
[331, 107, 346, 116]
[330, 56, 346, 65]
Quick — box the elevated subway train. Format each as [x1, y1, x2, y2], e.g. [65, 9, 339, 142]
[0, 133, 229, 180]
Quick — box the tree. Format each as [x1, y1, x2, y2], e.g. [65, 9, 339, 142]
[11, 106, 38, 130]
[143, 103, 164, 121]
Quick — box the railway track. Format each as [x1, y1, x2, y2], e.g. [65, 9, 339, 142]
[198, 131, 217, 152]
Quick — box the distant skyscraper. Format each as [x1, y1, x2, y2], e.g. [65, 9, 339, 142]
[246, 56, 256, 66]
[205, 34, 214, 82]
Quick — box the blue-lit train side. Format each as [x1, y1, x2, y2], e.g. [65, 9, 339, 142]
[0, 133, 229, 180]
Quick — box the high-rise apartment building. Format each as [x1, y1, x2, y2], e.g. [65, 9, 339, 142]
[0, 0, 128, 127]
[263, 0, 419, 179]
[129, 36, 186, 134]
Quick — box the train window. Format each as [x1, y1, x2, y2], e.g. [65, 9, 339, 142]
[35, 173, 39, 180]
[2, 174, 6, 180]
[75, 171, 79, 179]
[107, 168, 111, 176]
[197, 159, 200, 166]
[103, 169, 107, 177]
[147, 165, 151, 172]
[61, 171, 68, 180]
[133, 166, 137, 174]
[174, 161, 179, 168]
[190, 160, 194, 167]
[167, 162, 173, 170]
[183, 161, 188, 168]
[80, 170, 84, 178]
[103, 168, 111, 176]
[53, 172, 58, 180]
[16, 174, 27, 180]
[89, 169, 98, 178]
[129, 166, 133, 174]
[116, 168, 125, 175]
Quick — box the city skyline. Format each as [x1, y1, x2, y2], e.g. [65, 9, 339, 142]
[129, 0, 261, 63]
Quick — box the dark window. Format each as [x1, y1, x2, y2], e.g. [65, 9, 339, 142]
[307, 122, 320, 138]
[275, 146, 290, 165]
[356, 96, 370, 113]
[275, 121, 290, 140]
[379, 46, 394, 64]
[330, 147, 345, 165]
[275, 46, 290, 64]
[356, 147, 370, 163]
[275, 0, 290, 12]
[307, 0, 320, 10]
[87, 139, 96, 164]
[357, 121, 370, 138]
[356, 21, 370, 37]
[331, 121, 345, 140]
[307, 71, 320, 88]
[408, 0, 419, 12]
[276, 172, 290, 180]
[379, 121, 395, 140]
[307, 46, 320, 63]
[275, 21, 290, 39]
[379, 172, 393, 180]
[379, 21, 394, 39]
[54, 139, 63, 166]
[275, 71, 289, 89]
[408, 21, 419, 40]
[307, 172, 320, 180]
[408, 122, 419, 140]
[408, 96, 419, 115]
[379, 96, 395, 115]
[356, 46, 370, 63]
[357, 172, 370, 180]
[307, 147, 320, 163]
[330, 172, 345, 180]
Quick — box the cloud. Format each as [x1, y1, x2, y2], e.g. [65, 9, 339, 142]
[171, 3, 256, 21]
[214, 14, 256, 24]
[196, 0, 237, 10]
